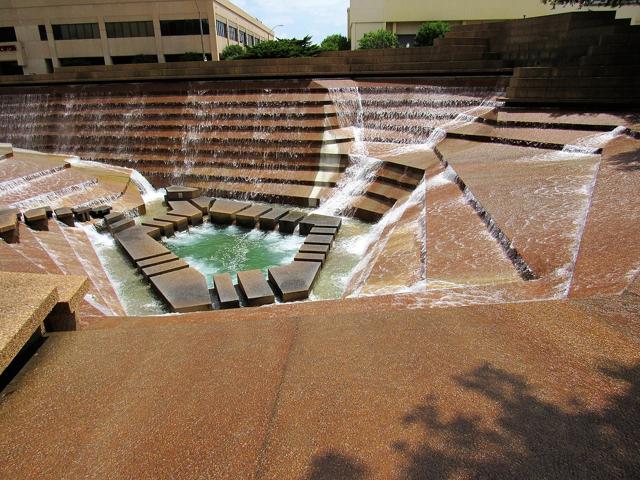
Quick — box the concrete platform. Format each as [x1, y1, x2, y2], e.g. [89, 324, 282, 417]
[237, 269, 275, 307]
[23, 208, 48, 231]
[150, 268, 212, 313]
[258, 207, 289, 230]
[104, 211, 125, 225]
[298, 243, 330, 255]
[153, 214, 188, 232]
[213, 273, 240, 309]
[138, 225, 162, 240]
[136, 252, 179, 271]
[114, 226, 170, 262]
[164, 185, 201, 201]
[141, 259, 188, 279]
[235, 205, 273, 228]
[0, 214, 19, 243]
[167, 201, 203, 226]
[294, 252, 326, 265]
[141, 219, 175, 237]
[278, 212, 306, 234]
[0, 207, 21, 221]
[268, 261, 321, 302]
[90, 204, 112, 218]
[53, 207, 75, 227]
[309, 226, 337, 236]
[299, 213, 342, 235]
[188, 196, 214, 214]
[72, 206, 91, 222]
[304, 234, 333, 248]
[108, 218, 134, 234]
[209, 200, 251, 224]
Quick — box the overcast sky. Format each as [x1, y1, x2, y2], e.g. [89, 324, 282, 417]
[232, 0, 350, 42]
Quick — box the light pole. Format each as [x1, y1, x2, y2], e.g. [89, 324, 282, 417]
[194, 0, 207, 61]
[270, 24, 284, 40]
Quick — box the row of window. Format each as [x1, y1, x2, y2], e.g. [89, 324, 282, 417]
[0, 19, 263, 42]
[215, 19, 263, 46]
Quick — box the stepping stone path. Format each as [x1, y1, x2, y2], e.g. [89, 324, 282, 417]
[142, 259, 188, 279]
[167, 201, 203, 226]
[141, 219, 175, 237]
[136, 252, 179, 271]
[278, 212, 306, 233]
[236, 205, 273, 228]
[237, 269, 275, 306]
[213, 273, 240, 309]
[299, 213, 342, 235]
[90, 205, 112, 218]
[150, 268, 212, 313]
[72, 206, 92, 222]
[258, 207, 289, 230]
[189, 196, 214, 214]
[153, 214, 188, 231]
[54, 207, 75, 227]
[209, 199, 251, 224]
[165, 185, 201, 201]
[0, 213, 18, 243]
[24, 208, 49, 231]
[268, 262, 321, 302]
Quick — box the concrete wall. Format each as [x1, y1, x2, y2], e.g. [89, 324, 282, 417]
[349, 0, 640, 48]
[0, 0, 273, 73]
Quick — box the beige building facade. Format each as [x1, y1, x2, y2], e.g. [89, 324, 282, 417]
[0, 0, 273, 74]
[348, 0, 640, 49]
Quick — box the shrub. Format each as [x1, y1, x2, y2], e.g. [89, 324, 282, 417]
[320, 34, 350, 51]
[358, 29, 398, 50]
[220, 44, 246, 60]
[414, 21, 450, 47]
[240, 36, 321, 59]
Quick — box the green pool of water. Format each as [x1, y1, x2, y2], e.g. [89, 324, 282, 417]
[163, 223, 305, 287]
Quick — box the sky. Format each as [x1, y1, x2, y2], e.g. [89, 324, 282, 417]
[232, 0, 350, 43]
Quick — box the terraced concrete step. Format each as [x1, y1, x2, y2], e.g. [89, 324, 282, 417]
[236, 270, 275, 307]
[150, 268, 212, 313]
[153, 214, 188, 231]
[236, 205, 273, 228]
[141, 219, 175, 237]
[351, 196, 391, 222]
[268, 261, 321, 302]
[213, 273, 240, 309]
[195, 181, 330, 208]
[167, 201, 203, 225]
[136, 252, 179, 271]
[114, 225, 171, 262]
[258, 208, 289, 230]
[142, 259, 189, 279]
[209, 199, 251, 224]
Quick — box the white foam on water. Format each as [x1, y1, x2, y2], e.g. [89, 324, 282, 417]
[129, 168, 164, 203]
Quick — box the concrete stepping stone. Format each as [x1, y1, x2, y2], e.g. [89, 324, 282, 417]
[141, 219, 175, 237]
[114, 225, 171, 262]
[24, 208, 49, 231]
[189, 196, 214, 214]
[309, 226, 337, 236]
[304, 234, 333, 248]
[153, 214, 188, 232]
[294, 252, 326, 265]
[209, 199, 251, 224]
[72, 206, 91, 222]
[150, 267, 212, 313]
[136, 252, 179, 271]
[165, 185, 201, 201]
[108, 218, 135, 234]
[104, 211, 125, 225]
[268, 261, 321, 302]
[258, 207, 289, 230]
[0, 213, 19, 243]
[54, 207, 75, 227]
[278, 212, 306, 233]
[236, 205, 273, 228]
[0, 207, 21, 221]
[43, 206, 53, 219]
[139, 225, 162, 240]
[213, 273, 240, 309]
[237, 269, 275, 307]
[167, 201, 203, 225]
[142, 259, 188, 279]
[90, 204, 112, 218]
[299, 243, 329, 255]
[299, 214, 342, 235]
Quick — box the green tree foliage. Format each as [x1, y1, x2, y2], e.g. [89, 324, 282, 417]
[320, 34, 350, 51]
[358, 29, 399, 50]
[542, 0, 639, 6]
[240, 36, 321, 59]
[220, 44, 246, 60]
[414, 21, 450, 47]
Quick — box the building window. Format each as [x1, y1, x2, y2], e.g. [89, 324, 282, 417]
[0, 27, 17, 42]
[45, 58, 53, 73]
[215, 20, 227, 37]
[165, 53, 212, 62]
[106, 21, 154, 38]
[160, 19, 209, 36]
[52, 23, 100, 40]
[112, 54, 158, 64]
[38, 25, 48, 41]
[58, 56, 105, 67]
[248, 34, 254, 46]
[239, 30, 246, 45]
[228, 26, 238, 41]
[0, 61, 22, 75]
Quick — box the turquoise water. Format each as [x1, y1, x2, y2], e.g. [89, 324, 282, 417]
[163, 223, 305, 287]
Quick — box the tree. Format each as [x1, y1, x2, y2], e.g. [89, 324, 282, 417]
[542, 0, 640, 6]
[414, 21, 450, 47]
[240, 36, 321, 59]
[358, 29, 398, 50]
[220, 44, 246, 60]
[320, 34, 350, 51]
